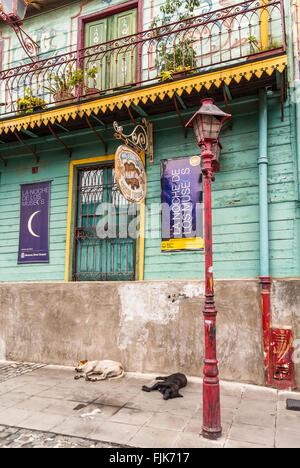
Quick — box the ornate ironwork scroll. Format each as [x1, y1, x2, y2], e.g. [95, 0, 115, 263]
[0, 12, 39, 62]
[113, 118, 153, 163]
[11, 23, 39, 62]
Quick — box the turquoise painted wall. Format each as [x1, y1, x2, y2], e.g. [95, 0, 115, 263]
[0, 94, 298, 282]
[143, 95, 299, 280]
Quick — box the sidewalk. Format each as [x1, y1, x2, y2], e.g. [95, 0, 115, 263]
[0, 362, 299, 448]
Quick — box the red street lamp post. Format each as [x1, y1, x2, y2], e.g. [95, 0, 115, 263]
[0, 0, 39, 61]
[186, 98, 231, 440]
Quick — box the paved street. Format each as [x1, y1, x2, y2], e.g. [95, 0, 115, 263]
[0, 362, 299, 448]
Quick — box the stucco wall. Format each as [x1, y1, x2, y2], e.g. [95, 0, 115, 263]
[0, 279, 265, 386]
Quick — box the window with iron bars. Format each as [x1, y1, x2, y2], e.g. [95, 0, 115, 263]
[73, 164, 137, 281]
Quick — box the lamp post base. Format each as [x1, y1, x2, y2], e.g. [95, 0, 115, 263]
[202, 428, 222, 440]
[202, 376, 222, 439]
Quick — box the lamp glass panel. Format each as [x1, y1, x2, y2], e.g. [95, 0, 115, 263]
[193, 115, 204, 143]
[2, 0, 14, 15]
[16, 0, 26, 20]
[203, 115, 221, 139]
[211, 140, 217, 158]
[211, 141, 220, 161]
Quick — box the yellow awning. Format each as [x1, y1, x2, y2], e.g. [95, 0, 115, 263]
[0, 54, 287, 136]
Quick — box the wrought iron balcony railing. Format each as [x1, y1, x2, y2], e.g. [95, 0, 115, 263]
[0, 0, 286, 118]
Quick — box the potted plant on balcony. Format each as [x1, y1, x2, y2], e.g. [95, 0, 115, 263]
[17, 88, 47, 115]
[158, 40, 196, 81]
[83, 66, 99, 97]
[45, 66, 81, 104]
[45, 66, 98, 104]
[151, 0, 200, 81]
[247, 35, 283, 61]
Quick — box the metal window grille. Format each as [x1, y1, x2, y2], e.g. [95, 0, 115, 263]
[73, 164, 137, 281]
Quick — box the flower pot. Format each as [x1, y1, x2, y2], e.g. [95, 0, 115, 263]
[84, 87, 101, 98]
[158, 70, 195, 83]
[171, 70, 191, 79]
[54, 90, 75, 105]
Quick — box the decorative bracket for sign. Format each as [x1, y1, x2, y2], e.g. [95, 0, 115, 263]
[113, 118, 153, 164]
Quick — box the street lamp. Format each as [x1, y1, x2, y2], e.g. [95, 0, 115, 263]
[0, 0, 28, 25]
[186, 98, 231, 440]
[0, 0, 39, 61]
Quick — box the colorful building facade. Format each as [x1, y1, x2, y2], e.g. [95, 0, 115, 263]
[0, 0, 299, 389]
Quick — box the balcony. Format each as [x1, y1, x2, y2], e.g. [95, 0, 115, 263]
[0, 0, 287, 139]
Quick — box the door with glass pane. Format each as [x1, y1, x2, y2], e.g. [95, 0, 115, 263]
[84, 8, 138, 92]
[73, 164, 137, 281]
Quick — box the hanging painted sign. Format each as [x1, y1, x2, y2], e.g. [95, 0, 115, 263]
[161, 156, 204, 252]
[18, 181, 51, 264]
[115, 145, 146, 204]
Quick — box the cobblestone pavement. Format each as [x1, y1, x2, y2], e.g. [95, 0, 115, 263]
[0, 425, 125, 448]
[0, 362, 46, 383]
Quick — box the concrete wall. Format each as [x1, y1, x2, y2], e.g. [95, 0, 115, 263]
[0, 279, 265, 386]
[1, 278, 299, 387]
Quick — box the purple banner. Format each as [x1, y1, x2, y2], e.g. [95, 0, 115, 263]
[18, 181, 51, 264]
[161, 156, 203, 251]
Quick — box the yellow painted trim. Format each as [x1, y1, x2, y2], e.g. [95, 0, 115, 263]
[138, 201, 145, 281]
[260, 0, 269, 49]
[0, 54, 287, 136]
[64, 154, 145, 282]
[65, 161, 75, 282]
[138, 150, 146, 281]
[65, 155, 115, 282]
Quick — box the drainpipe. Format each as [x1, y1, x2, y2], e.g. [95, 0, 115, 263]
[258, 88, 271, 384]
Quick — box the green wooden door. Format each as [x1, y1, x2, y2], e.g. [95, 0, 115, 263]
[84, 18, 108, 91]
[74, 165, 137, 281]
[109, 9, 138, 89]
[84, 9, 137, 92]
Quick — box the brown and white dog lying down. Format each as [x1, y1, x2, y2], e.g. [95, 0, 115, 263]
[74, 360, 125, 382]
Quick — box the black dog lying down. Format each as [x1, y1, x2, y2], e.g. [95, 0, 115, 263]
[142, 373, 187, 400]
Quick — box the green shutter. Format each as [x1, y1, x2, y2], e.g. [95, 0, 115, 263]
[84, 18, 108, 91]
[109, 9, 138, 89]
[83, 9, 138, 92]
